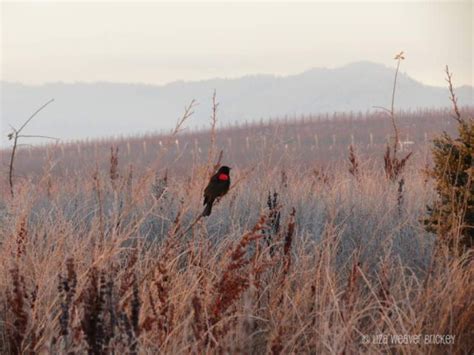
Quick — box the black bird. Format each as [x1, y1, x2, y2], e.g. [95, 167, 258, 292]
[202, 166, 231, 216]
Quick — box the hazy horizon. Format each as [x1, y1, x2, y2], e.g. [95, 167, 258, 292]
[2, 1, 472, 87]
[1, 60, 473, 89]
[2, 60, 473, 148]
[1, 1, 473, 147]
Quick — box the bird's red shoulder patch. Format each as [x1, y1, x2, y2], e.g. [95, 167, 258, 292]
[218, 173, 229, 181]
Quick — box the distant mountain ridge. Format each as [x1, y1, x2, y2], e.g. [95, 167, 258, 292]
[1, 61, 473, 145]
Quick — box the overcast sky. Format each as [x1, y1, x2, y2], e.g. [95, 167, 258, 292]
[1, 1, 472, 87]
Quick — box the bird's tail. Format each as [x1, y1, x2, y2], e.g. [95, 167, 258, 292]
[202, 201, 213, 217]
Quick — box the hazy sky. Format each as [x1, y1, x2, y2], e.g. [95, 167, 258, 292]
[1, 1, 473, 87]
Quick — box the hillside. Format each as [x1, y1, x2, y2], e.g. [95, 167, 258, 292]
[1, 61, 472, 146]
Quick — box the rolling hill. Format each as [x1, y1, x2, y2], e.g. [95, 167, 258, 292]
[1, 61, 472, 146]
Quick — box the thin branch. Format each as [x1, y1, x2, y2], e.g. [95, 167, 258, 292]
[8, 134, 19, 197]
[445, 65, 463, 124]
[18, 134, 59, 141]
[372, 106, 392, 114]
[211, 150, 224, 175]
[159, 99, 196, 157]
[173, 99, 196, 135]
[8, 98, 55, 197]
[207, 90, 219, 175]
[390, 51, 404, 154]
[374, 52, 404, 156]
[17, 98, 55, 133]
[391, 56, 401, 115]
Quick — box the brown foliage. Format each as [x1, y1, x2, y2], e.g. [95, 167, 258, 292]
[383, 145, 412, 181]
[348, 144, 360, 179]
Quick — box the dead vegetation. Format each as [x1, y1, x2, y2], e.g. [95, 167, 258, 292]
[0, 63, 472, 354]
[0, 143, 472, 353]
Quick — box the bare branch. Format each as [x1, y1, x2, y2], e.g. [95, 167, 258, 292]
[207, 90, 219, 174]
[18, 134, 59, 141]
[445, 65, 463, 124]
[8, 134, 19, 197]
[374, 52, 404, 156]
[390, 53, 404, 154]
[210, 90, 219, 143]
[170, 99, 196, 137]
[8, 98, 55, 197]
[372, 106, 392, 114]
[377, 51, 412, 181]
[147, 97, 195, 175]
[18, 98, 55, 133]
[211, 150, 224, 176]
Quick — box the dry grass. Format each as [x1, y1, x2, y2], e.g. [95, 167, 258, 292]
[0, 140, 472, 354]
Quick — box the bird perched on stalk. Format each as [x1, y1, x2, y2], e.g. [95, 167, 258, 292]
[202, 166, 231, 216]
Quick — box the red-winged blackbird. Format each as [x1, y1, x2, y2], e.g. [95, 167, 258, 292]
[202, 166, 231, 216]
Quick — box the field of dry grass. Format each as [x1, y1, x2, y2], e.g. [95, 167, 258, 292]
[0, 124, 472, 354]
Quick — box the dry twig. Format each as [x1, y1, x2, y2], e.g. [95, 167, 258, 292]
[7, 98, 56, 197]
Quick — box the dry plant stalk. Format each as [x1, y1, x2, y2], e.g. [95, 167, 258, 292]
[207, 90, 220, 174]
[397, 177, 405, 215]
[7, 98, 56, 197]
[109, 146, 119, 189]
[153, 101, 196, 170]
[384, 146, 412, 181]
[390, 51, 405, 153]
[92, 167, 105, 243]
[210, 214, 267, 327]
[282, 207, 296, 275]
[15, 216, 28, 259]
[445, 65, 463, 123]
[348, 144, 359, 179]
[375, 51, 412, 181]
[6, 265, 29, 354]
